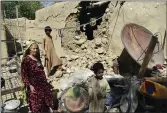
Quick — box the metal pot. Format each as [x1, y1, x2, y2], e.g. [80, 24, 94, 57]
[1, 99, 21, 113]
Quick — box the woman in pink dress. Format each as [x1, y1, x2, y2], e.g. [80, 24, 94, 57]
[21, 41, 55, 113]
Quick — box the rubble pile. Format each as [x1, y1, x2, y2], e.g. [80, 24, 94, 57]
[49, 37, 118, 90]
[50, 5, 124, 81]
[60, 37, 117, 77]
[54, 2, 118, 79]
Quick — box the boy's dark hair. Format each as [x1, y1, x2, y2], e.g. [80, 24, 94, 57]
[91, 62, 104, 74]
[45, 26, 52, 32]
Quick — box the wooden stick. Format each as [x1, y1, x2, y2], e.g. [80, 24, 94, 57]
[162, 30, 166, 50]
[137, 35, 158, 78]
[1, 86, 22, 96]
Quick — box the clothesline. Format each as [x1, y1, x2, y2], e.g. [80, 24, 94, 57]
[1, 15, 104, 30]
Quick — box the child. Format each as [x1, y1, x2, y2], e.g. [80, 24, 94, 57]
[88, 62, 111, 112]
[42, 26, 62, 77]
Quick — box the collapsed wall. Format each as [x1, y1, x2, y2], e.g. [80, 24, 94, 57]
[60, 2, 166, 77]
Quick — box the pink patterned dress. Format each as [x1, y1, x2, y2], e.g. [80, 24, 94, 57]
[21, 56, 54, 113]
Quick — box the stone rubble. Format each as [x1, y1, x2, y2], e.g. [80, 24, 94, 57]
[60, 34, 117, 79]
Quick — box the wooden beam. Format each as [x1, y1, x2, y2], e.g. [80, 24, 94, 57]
[1, 86, 22, 96]
[137, 35, 158, 78]
[1, 56, 18, 60]
[1, 39, 19, 42]
[162, 30, 166, 50]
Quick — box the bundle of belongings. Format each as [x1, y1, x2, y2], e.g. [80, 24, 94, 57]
[140, 78, 167, 99]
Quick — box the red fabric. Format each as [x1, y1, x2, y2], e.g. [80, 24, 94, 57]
[156, 64, 163, 70]
[21, 56, 54, 113]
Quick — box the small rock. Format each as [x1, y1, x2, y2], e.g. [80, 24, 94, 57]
[74, 37, 87, 45]
[67, 57, 72, 61]
[55, 70, 63, 78]
[108, 52, 112, 56]
[74, 67, 80, 71]
[62, 70, 66, 74]
[105, 8, 110, 13]
[104, 35, 108, 38]
[102, 62, 107, 66]
[82, 64, 87, 68]
[88, 56, 93, 60]
[83, 49, 87, 52]
[95, 38, 102, 47]
[102, 38, 108, 44]
[75, 48, 80, 53]
[110, 68, 114, 72]
[71, 55, 79, 60]
[66, 69, 71, 73]
[164, 60, 167, 65]
[84, 56, 88, 61]
[110, 71, 116, 75]
[95, 53, 99, 58]
[6, 61, 11, 66]
[102, 28, 107, 34]
[87, 49, 92, 54]
[81, 44, 86, 49]
[77, 63, 81, 67]
[84, 42, 88, 47]
[96, 47, 106, 54]
[91, 44, 95, 48]
[72, 9, 78, 13]
[77, 6, 82, 10]
[63, 74, 70, 77]
[74, 36, 81, 40]
[104, 15, 109, 21]
[107, 59, 113, 66]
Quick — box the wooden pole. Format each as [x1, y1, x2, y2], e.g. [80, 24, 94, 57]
[3, 10, 6, 20]
[15, 6, 24, 54]
[137, 35, 158, 79]
[16, 6, 18, 20]
[162, 30, 166, 50]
